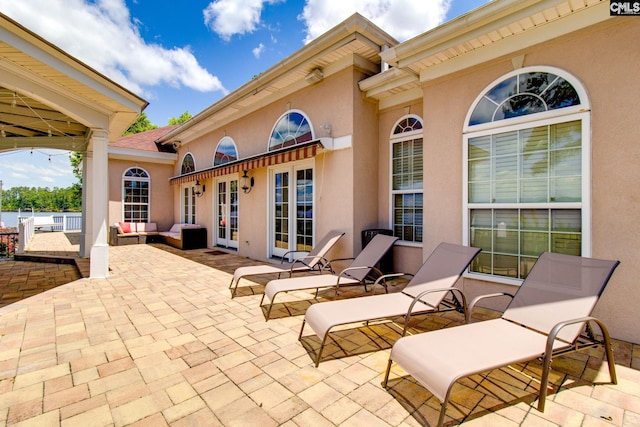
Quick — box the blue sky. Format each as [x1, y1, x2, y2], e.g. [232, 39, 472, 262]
[0, 0, 488, 190]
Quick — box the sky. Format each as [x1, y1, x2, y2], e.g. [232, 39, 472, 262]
[0, 0, 489, 190]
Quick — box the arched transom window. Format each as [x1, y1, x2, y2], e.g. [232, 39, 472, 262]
[269, 110, 313, 151]
[390, 115, 423, 244]
[214, 137, 238, 166]
[181, 153, 195, 174]
[464, 67, 589, 282]
[468, 71, 581, 126]
[122, 167, 150, 223]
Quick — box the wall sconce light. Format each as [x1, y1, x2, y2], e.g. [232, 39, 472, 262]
[240, 170, 254, 194]
[193, 180, 205, 197]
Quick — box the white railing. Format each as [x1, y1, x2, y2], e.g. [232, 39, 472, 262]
[16, 215, 82, 253]
[18, 215, 82, 232]
[17, 216, 34, 254]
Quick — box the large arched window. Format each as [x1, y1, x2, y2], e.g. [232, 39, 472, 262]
[390, 115, 423, 243]
[464, 67, 590, 282]
[268, 110, 313, 151]
[122, 167, 150, 223]
[181, 153, 195, 174]
[213, 137, 238, 166]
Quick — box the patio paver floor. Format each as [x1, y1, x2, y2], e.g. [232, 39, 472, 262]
[0, 234, 639, 426]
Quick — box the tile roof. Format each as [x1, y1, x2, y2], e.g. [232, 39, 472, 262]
[110, 125, 179, 152]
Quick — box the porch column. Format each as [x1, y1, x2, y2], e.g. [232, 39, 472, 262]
[88, 129, 109, 278]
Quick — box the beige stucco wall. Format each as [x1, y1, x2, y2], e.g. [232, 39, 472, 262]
[377, 101, 425, 274]
[420, 19, 640, 343]
[108, 159, 175, 231]
[170, 65, 379, 262]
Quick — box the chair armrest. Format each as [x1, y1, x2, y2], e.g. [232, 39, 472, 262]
[466, 292, 515, 323]
[371, 272, 414, 294]
[538, 316, 616, 411]
[402, 287, 467, 336]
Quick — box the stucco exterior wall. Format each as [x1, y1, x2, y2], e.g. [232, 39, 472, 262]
[170, 66, 370, 262]
[421, 19, 640, 343]
[377, 101, 425, 274]
[108, 159, 175, 231]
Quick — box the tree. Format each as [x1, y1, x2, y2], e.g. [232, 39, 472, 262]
[69, 151, 83, 183]
[168, 111, 192, 125]
[124, 112, 158, 135]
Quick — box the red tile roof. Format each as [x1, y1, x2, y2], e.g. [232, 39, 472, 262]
[110, 125, 179, 152]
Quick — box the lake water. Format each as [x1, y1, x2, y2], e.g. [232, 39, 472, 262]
[0, 211, 82, 228]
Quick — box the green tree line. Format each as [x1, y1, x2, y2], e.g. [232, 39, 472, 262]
[1, 185, 82, 212]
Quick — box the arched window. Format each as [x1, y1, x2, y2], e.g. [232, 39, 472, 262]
[464, 67, 589, 282]
[268, 110, 313, 151]
[390, 115, 423, 243]
[213, 137, 238, 166]
[122, 167, 150, 223]
[181, 153, 195, 174]
[468, 71, 581, 126]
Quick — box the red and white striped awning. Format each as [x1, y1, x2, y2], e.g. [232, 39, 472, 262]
[170, 140, 324, 185]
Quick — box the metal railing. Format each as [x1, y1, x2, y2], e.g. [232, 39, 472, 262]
[0, 231, 18, 258]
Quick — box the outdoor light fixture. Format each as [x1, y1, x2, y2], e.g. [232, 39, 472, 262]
[240, 170, 254, 194]
[193, 180, 205, 197]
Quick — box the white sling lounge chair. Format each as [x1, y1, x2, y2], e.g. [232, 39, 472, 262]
[299, 242, 481, 366]
[260, 233, 399, 320]
[383, 252, 620, 427]
[229, 230, 345, 297]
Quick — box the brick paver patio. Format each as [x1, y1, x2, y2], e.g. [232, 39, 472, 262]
[0, 233, 639, 426]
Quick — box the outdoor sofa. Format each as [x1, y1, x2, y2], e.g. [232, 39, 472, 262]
[109, 222, 160, 245]
[109, 222, 207, 249]
[158, 223, 207, 250]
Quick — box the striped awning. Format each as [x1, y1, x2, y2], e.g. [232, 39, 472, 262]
[170, 140, 324, 185]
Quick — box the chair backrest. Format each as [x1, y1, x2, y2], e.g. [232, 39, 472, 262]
[304, 230, 346, 268]
[503, 252, 620, 343]
[346, 234, 398, 281]
[403, 243, 481, 306]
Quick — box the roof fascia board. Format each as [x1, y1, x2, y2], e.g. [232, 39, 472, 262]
[159, 14, 396, 143]
[382, 0, 583, 69]
[108, 147, 177, 164]
[418, 1, 612, 82]
[359, 67, 419, 97]
[378, 87, 423, 110]
[0, 13, 147, 112]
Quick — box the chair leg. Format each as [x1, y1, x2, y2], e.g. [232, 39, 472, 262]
[382, 358, 393, 388]
[315, 335, 329, 367]
[261, 294, 277, 321]
[298, 319, 306, 340]
[538, 351, 553, 411]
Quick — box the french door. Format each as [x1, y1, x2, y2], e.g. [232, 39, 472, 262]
[270, 163, 314, 259]
[215, 178, 239, 249]
[182, 184, 196, 224]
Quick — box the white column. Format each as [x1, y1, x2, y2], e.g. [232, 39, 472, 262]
[88, 129, 109, 278]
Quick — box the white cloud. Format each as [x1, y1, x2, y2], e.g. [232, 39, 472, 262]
[300, 0, 452, 43]
[0, 0, 226, 97]
[203, 0, 284, 41]
[253, 43, 266, 59]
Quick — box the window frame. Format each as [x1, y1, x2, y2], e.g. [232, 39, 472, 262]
[213, 136, 238, 166]
[268, 110, 315, 151]
[462, 67, 591, 285]
[389, 114, 424, 247]
[122, 167, 150, 223]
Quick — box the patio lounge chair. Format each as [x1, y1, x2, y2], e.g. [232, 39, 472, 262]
[260, 233, 399, 320]
[383, 252, 620, 427]
[299, 242, 481, 366]
[229, 230, 345, 297]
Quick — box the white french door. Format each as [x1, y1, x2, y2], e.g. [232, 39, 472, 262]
[182, 184, 196, 224]
[215, 178, 239, 249]
[270, 163, 314, 259]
